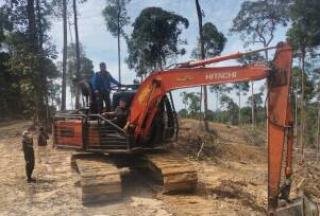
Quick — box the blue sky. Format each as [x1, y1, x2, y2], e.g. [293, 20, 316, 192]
[49, 0, 288, 110]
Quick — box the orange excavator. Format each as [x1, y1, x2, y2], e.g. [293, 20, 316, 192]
[53, 42, 318, 215]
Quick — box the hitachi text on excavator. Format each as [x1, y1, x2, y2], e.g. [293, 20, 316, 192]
[53, 42, 319, 215]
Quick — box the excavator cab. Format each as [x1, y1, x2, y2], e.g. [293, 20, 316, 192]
[112, 90, 136, 110]
[53, 83, 178, 152]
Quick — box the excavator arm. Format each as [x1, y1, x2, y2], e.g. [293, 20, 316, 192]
[128, 43, 288, 144]
[129, 64, 269, 139]
[128, 42, 318, 215]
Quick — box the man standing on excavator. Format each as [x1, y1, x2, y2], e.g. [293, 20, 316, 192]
[91, 62, 120, 112]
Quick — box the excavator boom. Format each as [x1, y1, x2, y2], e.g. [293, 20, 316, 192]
[127, 42, 318, 215]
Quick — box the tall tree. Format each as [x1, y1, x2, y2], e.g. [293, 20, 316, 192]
[3, 0, 59, 123]
[247, 91, 263, 123]
[230, 0, 290, 60]
[238, 52, 265, 127]
[0, 6, 12, 45]
[315, 67, 320, 161]
[27, 0, 45, 123]
[27, 0, 37, 51]
[61, 0, 67, 111]
[192, 23, 226, 58]
[192, 20, 227, 128]
[103, 0, 130, 83]
[317, 102, 320, 161]
[73, 0, 81, 108]
[66, 42, 94, 105]
[180, 91, 201, 117]
[209, 85, 232, 122]
[220, 94, 239, 125]
[127, 7, 188, 78]
[35, 0, 47, 124]
[194, 0, 208, 130]
[233, 82, 250, 124]
[287, 0, 320, 161]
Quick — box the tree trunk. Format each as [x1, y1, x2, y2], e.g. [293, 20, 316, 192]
[317, 101, 320, 162]
[61, 0, 67, 111]
[27, 0, 43, 124]
[295, 94, 299, 146]
[217, 87, 221, 122]
[117, 32, 121, 83]
[73, 0, 81, 109]
[36, 0, 48, 126]
[264, 44, 269, 62]
[238, 89, 241, 125]
[36, 0, 43, 49]
[195, 0, 209, 131]
[216, 90, 219, 122]
[300, 52, 305, 163]
[117, 1, 121, 83]
[27, 0, 37, 50]
[251, 81, 255, 128]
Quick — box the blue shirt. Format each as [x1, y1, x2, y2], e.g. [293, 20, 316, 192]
[91, 71, 120, 92]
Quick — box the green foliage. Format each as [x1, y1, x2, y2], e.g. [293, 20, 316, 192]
[126, 7, 189, 77]
[304, 103, 319, 147]
[286, 0, 320, 149]
[292, 66, 315, 101]
[233, 82, 250, 123]
[178, 108, 188, 118]
[220, 94, 239, 124]
[233, 82, 249, 97]
[209, 84, 232, 95]
[230, 0, 289, 48]
[0, 6, 13, 44]
[247, 92, 263, 108]
[178, 101, 266, 126]
[206, 109, 215, 121]
[180, 91, 201, 117]
[192, 22, 226, 59]
[209, 85, 232, 110]
[102, 0, 130, 37]
[238, 52, 265, 65]
[0, 1, 59, 122]
[287, 0, 320, 52]
[66, 42, 94, 96]
[239, 107, 252, 124]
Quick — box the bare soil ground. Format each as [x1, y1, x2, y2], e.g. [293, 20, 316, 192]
[0, 119, 318, 216]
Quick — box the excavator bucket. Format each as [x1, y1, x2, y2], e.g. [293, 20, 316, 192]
[273, 196, 319, 216]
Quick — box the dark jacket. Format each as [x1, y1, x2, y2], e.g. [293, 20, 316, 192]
[91, 71, 120, 92]
[22, 131, 34, 153]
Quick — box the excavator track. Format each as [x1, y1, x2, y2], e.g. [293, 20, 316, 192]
[69, 152, 197, 204]
[145, 152, 198, 193]
[71, 153, 122, 204]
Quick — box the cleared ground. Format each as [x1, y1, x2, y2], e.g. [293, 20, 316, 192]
[0, 119, 318, 216]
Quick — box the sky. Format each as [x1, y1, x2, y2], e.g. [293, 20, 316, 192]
[49, 0, 288, 110]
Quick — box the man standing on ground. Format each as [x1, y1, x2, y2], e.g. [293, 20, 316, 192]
[91, 62, 121, 112]
[22, 126, 36, 183]
[37, 126, 49, 163]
